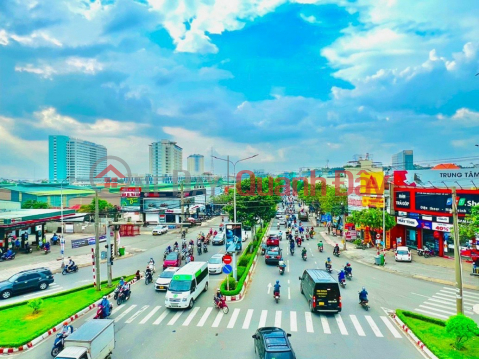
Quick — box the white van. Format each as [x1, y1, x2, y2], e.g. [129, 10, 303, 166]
[165, 262, 209, 309]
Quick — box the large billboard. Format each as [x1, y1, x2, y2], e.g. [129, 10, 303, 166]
[394, 169, 479, 189]
[225, 223, 242, 252]
[393, 188, 479, 216]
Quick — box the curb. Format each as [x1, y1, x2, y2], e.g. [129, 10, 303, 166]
[225, 222, 272, 302]
[389, 311, 438, 359]
[0, 276, 141, 355]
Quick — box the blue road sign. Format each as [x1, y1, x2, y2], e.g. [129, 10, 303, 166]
[223, 264, 232, 274]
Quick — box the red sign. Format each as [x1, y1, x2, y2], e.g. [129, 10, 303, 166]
[222, 254, 232, 264]
[120, 187, 141, 197]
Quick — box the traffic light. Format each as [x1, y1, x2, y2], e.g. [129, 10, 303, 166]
[104, 244, 114, 265]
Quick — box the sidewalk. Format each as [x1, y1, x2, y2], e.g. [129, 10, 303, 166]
[311, 218, 479, 290]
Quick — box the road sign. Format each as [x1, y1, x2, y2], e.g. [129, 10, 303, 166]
[222, 254, 232, 264]
[223, 264, 232, 274]
[376, 233, 381, 239]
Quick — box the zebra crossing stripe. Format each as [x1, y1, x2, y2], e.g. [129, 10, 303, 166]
[212, 311, 224, 327]
[126, 305, 149, 324]
[140, 306, 161, 324]
[442, 287, 479, 300]
[197, 307, 213, 327]
[275, 311, 282, 328]
[153, 311, 169, 325]
[290, 311, 297, 332]
[183, 307, 200, 326]
[336, 314, 348, 335]
[114, 305, 137, 322]
[419, 305, 454, 315]
[227, 308, 240, 329]
[365, 316, 383, 337]
[242, 309, 254, 329]
[380, 316, 402, 339]
[320, 316, 331, 334]
[167, 311, 183, 325]
[349, 315, 365, 336]
[258, 310, 268, 328]
[110, 304, 127, 316]
[304, 312, 314, 333]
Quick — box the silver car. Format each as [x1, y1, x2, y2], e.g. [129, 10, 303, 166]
[212, 233, 225, 245]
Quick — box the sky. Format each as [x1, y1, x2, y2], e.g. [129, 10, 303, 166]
[1, 0, 479, 179]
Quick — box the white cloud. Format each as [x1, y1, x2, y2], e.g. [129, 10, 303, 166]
[15, 57, 104, 79]
[448, 108, 479, 128]
[299, 13, 321, 24]
[10, 31, 63, 47]
[0, 29, 9, 45]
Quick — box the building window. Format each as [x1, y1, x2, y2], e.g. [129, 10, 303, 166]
[405, 229, 417, 249]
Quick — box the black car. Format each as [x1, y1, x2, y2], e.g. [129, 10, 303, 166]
[265, 247, 282, 265]
[0, 267, 54, 299]
[252, 327, 296, 359]
[299, 269, 341, 313]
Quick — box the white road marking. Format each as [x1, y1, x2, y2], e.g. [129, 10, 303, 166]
[442, 287, 479, 300]
[275, 311, 282, 327]
[182, 307, 200, 326]
[258, 310, 268, 328]
[290, 311, 297, 332]
[287, 260, 290, 272]
[140, 306, 161, 324]
[423, 301, 459, 311]
[350, 315, 365, 336]
[415, 308, 448, 319]
[380, 316, 402, 338]
[115, 305, 137, 322]
[288, 287, 291, 300]
[242, 309, 254, 329]
[197, 307, 213, 327]
[212, 311, 224, 327]
[305, 312, 314, 333]
[110, 304, 126, 316]
[167, 311, 183, 325]
[153, 310, 169, 325]
[336, 314, 348, 335]
[126, 305, 149, 323]
[267, 283, 272, 295]
[418, 305, 454, 315]
[365, 316, 383, 337]
[227, 308, 240, 329]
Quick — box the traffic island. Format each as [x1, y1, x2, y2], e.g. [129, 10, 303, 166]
[0, 275, 135, 352]
[393, 309, 479, 359]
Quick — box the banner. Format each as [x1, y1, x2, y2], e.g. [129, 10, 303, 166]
[394, 169, 479, 189]
[71, 235, 107, 248]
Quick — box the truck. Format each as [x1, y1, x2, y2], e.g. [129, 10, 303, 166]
[55, 320, 115, 359]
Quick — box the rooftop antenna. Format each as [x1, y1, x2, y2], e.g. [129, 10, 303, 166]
[455, 181, 463, 189]
[442, 181, 449, 189]
[428, 181, 437, 188]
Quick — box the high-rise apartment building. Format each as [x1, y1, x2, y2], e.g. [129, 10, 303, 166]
[187, 154, 204, 175]
[392, 150, 414, 170]
[149, 140, 183, 177]
[49, 135, 107, 182]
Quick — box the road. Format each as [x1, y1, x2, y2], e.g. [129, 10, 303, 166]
[10, 205, 479, 358]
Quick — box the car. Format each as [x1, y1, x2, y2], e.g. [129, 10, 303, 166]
[395, 246, 412, 262]
[212, 232, 226, 245]
[265, 247, 282, 265]
[275, 214, 283, 219]
[279, 219, 287, 225]
[155, 267, 179, 291]
[152, 225, 168, 236]
[208, 254, 224, 274]
[0, 267, 54, 300]
[163, 252, 181, 269]
[299, 269, 341, 313]
[266, 235, 280, 247]
[252, 327, 296, 359]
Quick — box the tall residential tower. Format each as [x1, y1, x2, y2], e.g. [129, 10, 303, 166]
[392, 150, 414, 170]
[149, 140, 183, 177]
[187, 154, 204, 175]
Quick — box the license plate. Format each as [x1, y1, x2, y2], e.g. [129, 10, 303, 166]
[318, 302, 325, 306]
[170, 304, 178, 307]
[159, 286, 165, 289]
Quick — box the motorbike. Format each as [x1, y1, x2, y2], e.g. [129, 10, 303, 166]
[418, 247, 435, 258]
[62, 265, 78, 275]
[214, 297, 229, 314]
[94, 303, 113, 319]
[51, 329, 73, 357]
[0, 252, 16, 261]
[116, 288, 130, 305]
[274, 291, 280, 304]
[203, 244, 208, 253]
[145, 272, 153, 285]
[181, 249, 188, 260]
[277, 224, 280, 230]
[305, 233, 309, 240]
[326, 265, 332, 274]
[44, 246, 51, 255]
[147, 263, 156, 273]
[302, 252, 307, 261]
[24, 243, 33, 254]
[113, 285, 121, 300]
[346, 272, 353, 281]
[197, 246, 202, 255]
[318, 245, 323, 252]
[279, 266, 285, 275]
[333, 251, 340, 257]
[290, 247, 294, 255]
[339, 278, 346, 288]
[261, 247, 266, 256]
[359, 298, 370, 311]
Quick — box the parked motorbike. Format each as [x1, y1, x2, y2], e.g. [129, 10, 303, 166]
[62, 265, 78, 275]
[418, 247, 435, 258]
[213, 297, 229, 314]
[24, 243, 33, 254]
[274, 291, 280, 304]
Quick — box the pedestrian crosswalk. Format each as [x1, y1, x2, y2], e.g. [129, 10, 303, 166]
[414, 287, 479, 319]
[109, 304, 402, 339]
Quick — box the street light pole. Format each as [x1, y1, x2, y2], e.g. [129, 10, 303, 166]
[60, 178, 69, 268]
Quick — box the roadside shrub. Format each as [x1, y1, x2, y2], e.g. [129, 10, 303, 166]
[27, 298, 43, 314]
[238, 254, 252, 266]
[398, 310, 447, 326]
[236, 266, 246, 279]
[221, 276, 237, 292]
[446, 315, 479, 349]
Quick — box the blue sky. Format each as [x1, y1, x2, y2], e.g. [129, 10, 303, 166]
[1, 0, 478, 179]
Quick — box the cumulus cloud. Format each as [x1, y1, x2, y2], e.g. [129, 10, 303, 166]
[15, 57, 104, 79]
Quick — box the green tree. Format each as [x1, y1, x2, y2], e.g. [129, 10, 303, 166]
[21, 200, 50, 209]
[78, 198, 116, 214]
[455, 205, 479, 244]
[446, 314, 479, 349]
[297, 182, 347, 215]
[28, 298, 44, 314]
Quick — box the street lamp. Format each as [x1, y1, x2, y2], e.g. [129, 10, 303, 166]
[212, 154, 259, 223]
[60, 177, 70, 268]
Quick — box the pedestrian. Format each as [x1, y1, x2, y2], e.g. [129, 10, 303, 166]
[327, 221, 331, 235]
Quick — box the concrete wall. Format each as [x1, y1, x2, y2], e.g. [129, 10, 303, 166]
[0, 189, 11, 201]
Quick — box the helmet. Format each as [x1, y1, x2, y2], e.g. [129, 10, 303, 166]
[335, 243, 339, 246]
[327, 257, 331, 261]
[121, 277, 124, 280]
[276, 280, 279, 284]
[347, 263, 351, 266]
[362, 287, 366, 290]
[63, 322, 68, 326]
[103, 296, 107, 299]
[340, 269, 344, 273]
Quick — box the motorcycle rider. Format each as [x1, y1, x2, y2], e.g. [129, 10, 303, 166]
[301, 247, 307, 259]
[121, 281, 131, 300]
[289, 238, 295, 253]
[359, 287, 368, 303]
[273, 280, 281, 296]
[119, 277, 125, 286]
[214, 288, 222, 306]
[278, 259, 286, 273]
[67, 258, 76, 272]
[317, 240, 324, 251]
[344, 263, 352, 276]
[278, 230, 283, 240]
[338, 269, 346, 283]
[325, 257, 332, 271]
[333, 244, 340, 256]
[173, 242, 179, 250]
[61, 322, 73, 339]
[145, 266, 153, 282]
[100, 296, 111, 318]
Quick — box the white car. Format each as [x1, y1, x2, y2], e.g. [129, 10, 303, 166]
[155, 267, 179, 291]
[212, 232, 226, 245]
[152, 225, 168, 236]
[395, 246, 412, 262]
[208, 254, 224, 274]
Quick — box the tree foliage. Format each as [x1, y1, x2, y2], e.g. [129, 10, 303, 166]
[297, 182, 347, 215]
[21, 200, 50, 209]
[455, 205, 479, 244]
[28, 298, 44, 314]
[78, 198, 117, 214]
[347, 208, 396, 231]
[446, 314, 478, 349]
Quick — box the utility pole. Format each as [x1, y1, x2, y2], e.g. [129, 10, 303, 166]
[94, 190, 101, 291]
[451, 187, 464, 314]
[106, 224, 112, 287]
[113, 212, 119, 256]
[227, 155, 230, 221]
[180, 182, 184, 222]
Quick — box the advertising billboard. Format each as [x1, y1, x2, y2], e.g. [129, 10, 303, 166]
[394, 169, 479, 189]
[142, 198, 179, 212]
[225, 223, 242, 252]
[120, 197, 141, 212]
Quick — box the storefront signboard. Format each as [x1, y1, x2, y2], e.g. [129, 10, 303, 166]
[397, 217, 418, 227]
[394, 169, 479, 189]
[436, 216, 449, 223]
[432, 222, 453, 232]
